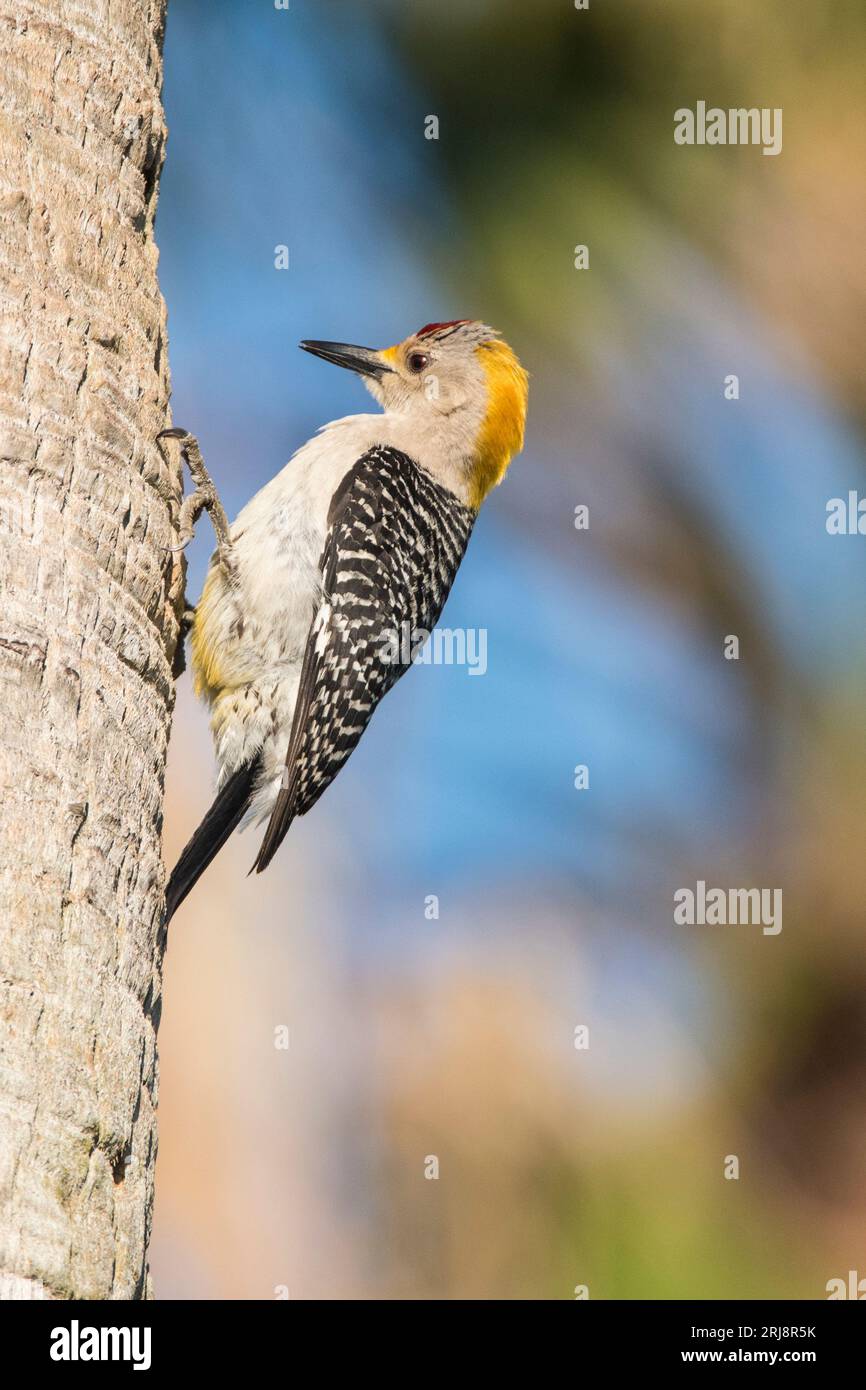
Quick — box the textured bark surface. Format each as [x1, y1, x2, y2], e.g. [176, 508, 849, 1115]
[0, 0, 180, 1298]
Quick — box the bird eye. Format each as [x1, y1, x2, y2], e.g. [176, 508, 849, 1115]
[407, 351, 430, 374]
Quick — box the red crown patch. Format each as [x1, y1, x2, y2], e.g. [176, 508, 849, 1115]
[416, 319, 471, 339]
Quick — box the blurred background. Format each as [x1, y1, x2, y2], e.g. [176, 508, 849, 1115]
[151, 0, 866, 1298]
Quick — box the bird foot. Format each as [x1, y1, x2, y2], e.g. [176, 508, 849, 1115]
[157, 428, 237, 579]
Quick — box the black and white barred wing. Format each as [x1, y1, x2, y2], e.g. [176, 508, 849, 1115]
[253, 446, 475, 872]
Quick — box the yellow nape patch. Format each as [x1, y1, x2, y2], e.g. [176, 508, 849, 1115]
[471, 339, 529, 509]
[189, 567, 227, 703]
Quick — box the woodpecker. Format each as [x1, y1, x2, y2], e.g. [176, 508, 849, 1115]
[160, 320, 528, 924]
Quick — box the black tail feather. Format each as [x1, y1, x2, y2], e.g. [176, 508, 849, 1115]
[164, 756, 262, 926]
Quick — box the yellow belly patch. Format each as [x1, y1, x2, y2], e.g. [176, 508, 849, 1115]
[190, 566, 229, 703]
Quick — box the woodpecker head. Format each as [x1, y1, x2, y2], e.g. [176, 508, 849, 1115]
[300, 321, 528, 509]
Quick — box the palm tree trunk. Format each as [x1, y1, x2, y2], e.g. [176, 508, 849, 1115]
[0, 0, 179, 1299]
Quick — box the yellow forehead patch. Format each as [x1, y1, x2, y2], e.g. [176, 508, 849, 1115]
[470, 339, 529, 509]
[380, 343, 401, 366]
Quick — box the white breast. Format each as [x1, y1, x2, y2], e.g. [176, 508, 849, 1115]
[230, 416, 387, 653]
[197, 414, 396, 804]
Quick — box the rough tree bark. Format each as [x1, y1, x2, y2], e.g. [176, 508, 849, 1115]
[0, 0, 181, 1299]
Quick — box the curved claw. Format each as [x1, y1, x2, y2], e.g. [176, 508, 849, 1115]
[156, 429, 234, 578]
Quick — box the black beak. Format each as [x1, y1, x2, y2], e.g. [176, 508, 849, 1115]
[299, 340, 394, 380]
